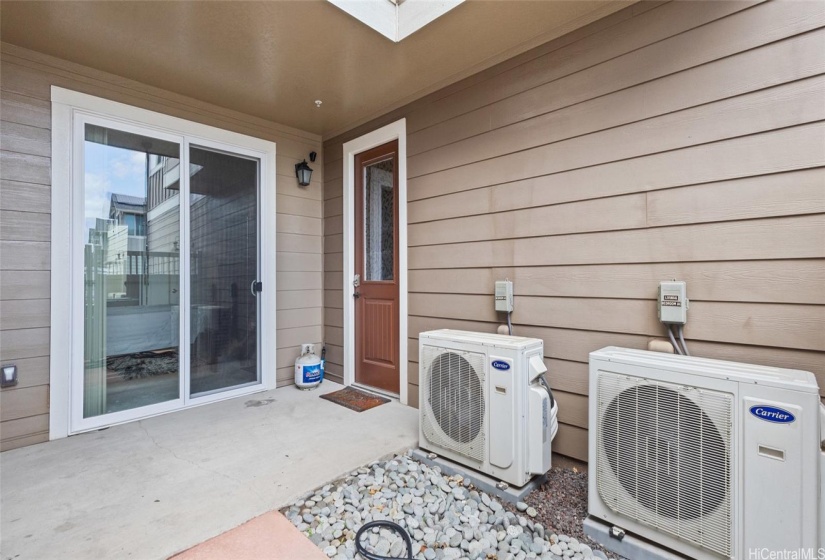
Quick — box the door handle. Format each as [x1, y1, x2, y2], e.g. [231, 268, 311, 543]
[353, 291, 361, 299]
[250, 280, 262, 296]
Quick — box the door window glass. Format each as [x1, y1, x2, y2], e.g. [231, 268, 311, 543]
[363, 158, 394, 281]
[82, 124, 181, 417]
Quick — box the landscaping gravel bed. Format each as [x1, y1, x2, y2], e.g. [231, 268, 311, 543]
[503, 465, 590, 546]
[283, 451, 615, 560]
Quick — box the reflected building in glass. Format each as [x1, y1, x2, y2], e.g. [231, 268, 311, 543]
[83, 124, 259, 419]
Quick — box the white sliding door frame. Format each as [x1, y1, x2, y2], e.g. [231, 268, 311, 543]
[183, 136, 272, 406]
[342, 119, 408, 405]
[67, 113, 186, 433]
[50, 87, 277, 438]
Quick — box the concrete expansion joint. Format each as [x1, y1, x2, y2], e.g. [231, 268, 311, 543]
[136, 421, 249, 492]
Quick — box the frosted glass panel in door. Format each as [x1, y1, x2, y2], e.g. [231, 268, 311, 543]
[364, 158, 394, 281]
[189, 146, 260, 396]
[82, 124, 181, 417]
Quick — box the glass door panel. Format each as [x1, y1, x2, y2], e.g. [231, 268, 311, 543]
[188, 146, 260, 396]
[82, 124, 181, 417]
[364, 158, 395, 281]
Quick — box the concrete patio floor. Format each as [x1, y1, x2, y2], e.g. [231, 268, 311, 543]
[0, 381, 418, 559]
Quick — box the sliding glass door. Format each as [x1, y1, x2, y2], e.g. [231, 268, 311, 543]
[81, 122, 183, 419]
[75, 117, 261, 429]
[188, 145, 260, 396]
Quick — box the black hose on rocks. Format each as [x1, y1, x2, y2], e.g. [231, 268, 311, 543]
[354, 520, 414, 560]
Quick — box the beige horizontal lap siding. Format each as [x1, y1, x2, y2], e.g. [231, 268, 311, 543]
[0, 42, 323, 451]
[322, 145, 345, 384]
[323, 0, 825, 462]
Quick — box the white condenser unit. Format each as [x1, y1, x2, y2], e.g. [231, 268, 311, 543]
[419, 330, 559, 487]
[588, 347, 823, 560]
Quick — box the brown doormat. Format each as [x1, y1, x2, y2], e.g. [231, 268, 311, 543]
[320, 386, 390, 412]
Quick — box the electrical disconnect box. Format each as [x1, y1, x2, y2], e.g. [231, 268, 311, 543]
[658, 280, 688, 324]
[495, 280, 514, 313]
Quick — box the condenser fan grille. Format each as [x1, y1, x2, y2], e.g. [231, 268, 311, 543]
[597, 373, 732, 557]
[421, 346, 486, 462]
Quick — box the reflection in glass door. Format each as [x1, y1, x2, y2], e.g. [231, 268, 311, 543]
[79, 121, 262, 427]
[188, 146, 260, 396]
[82, 124, 181, 417]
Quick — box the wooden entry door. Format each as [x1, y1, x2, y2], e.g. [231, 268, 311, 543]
[354, 141, 400, 394]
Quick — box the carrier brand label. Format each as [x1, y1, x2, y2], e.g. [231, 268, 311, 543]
[750, 405, 795, 424]
[491, 360, 510, 371]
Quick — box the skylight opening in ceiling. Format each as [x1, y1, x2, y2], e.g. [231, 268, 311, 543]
[328, 0, 464, 42]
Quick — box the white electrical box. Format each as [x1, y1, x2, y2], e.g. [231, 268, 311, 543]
[658, 280, 688, 324]
[495, 280, 514, 312]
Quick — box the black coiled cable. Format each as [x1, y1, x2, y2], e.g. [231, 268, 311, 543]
[539, 374, 556, 409]
[354, 520, 414, 560]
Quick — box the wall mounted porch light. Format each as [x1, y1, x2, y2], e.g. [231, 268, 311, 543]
[295, 151, 317, 187]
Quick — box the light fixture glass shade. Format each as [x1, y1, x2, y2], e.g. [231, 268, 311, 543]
[295, 160, 313, 186]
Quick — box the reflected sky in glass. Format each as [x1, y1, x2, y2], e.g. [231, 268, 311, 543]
[84, 142, 146, 232]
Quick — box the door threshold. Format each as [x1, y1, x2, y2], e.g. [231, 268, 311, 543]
[352, 383, 399, 401]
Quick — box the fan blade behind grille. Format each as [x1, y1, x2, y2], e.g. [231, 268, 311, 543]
[421, 347, 486, 462]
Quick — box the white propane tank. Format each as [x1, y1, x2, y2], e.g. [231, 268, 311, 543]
[295, 344, 323, 390]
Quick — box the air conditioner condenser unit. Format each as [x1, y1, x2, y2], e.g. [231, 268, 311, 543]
[419, 330, 559, 487]
[587, 347, 824, 560]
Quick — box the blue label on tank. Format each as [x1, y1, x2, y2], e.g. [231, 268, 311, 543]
[302, 364, 322, 383]
[491, 360, 510, 371]
[749, 405, 795, 424]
